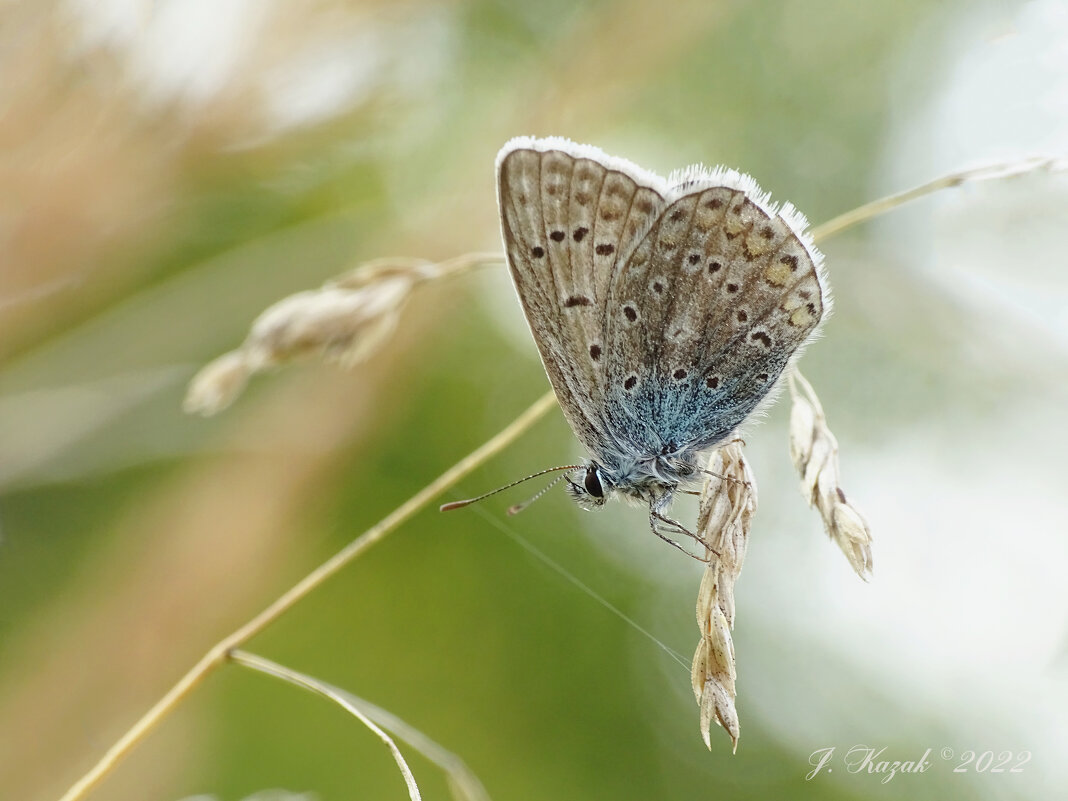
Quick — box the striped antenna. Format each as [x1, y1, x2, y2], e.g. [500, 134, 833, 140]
[439, 465, 582, 512]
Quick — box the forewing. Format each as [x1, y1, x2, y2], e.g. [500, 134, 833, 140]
[497, 139, 668, 460]
[603, 179, 826, 453]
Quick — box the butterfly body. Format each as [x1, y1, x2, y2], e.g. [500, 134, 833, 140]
[496, 137, 827, 546]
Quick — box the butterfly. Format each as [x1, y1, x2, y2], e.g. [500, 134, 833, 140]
[449, 137, 827, 554]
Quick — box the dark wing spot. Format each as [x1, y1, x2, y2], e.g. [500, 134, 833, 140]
[595, 243, 616, 256]
[708, 260, 722, 273]
[780, 254, 799, 271]
[726, 283, 739, 293]
[751, 331, 772, 347]
[600, 208, 620, 221]
[564, 295, 591, 307]
[652, 281, 664, 294]
[575, 192, 592, 206]
[550, 230, 565, 242]
[725, 231, 740, 240]
[836, 487, 848, 503]
[573, 226, 588, 242]
[531, 246, 545, 258]
[624, 375, 637, 390]
[589, 344, 602, 361]
[704, 197, 723, 209]
[673, 369, 688, 380]
[670, 208, 687, 222]
[705, 375, 720, 389]
[736, 310, 748, 322]
[756, 373, 769, 382]
[623, 305, 637, 322]
[687, 253, 701, 266]
[636, 198, 655, 214]
[798, 289, 812, 299]
[760, 225, 775, 239]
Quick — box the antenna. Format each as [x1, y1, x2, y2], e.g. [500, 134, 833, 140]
[439, 465, 583, 512]
[507, 472, 570, 515]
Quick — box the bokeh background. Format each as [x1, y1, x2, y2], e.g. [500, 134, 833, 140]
[2, 1, 1067, 799]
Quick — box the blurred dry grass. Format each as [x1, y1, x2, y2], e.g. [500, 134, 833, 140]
[0, 4, 174, 358]
[0, 4, 464, 797]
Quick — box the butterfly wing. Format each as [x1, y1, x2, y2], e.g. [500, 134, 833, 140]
[496, 137, 669, 460]
[602, 172, 826, 455]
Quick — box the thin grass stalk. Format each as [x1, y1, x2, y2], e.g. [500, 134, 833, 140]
[229, 650, 422, 801]
[56, 390, 557, 801]
[229, 650, 490, 801]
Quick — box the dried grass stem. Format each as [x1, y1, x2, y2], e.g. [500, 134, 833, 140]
[57, 390, 556, 801]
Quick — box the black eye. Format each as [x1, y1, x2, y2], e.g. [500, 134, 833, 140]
[584, 467, 604, 498]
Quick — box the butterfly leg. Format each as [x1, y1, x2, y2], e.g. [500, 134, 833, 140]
[648, 514, 709, 562]
[699, 467, 750, 490]
[699, 439, 752, 489]
[648, 510, 719, 562]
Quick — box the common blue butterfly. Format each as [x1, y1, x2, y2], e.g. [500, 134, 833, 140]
[449, 138, 827, 554]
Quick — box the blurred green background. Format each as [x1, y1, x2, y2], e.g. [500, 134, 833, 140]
[3, 1, 1067, 799]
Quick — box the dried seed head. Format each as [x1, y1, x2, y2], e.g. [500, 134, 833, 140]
[183, 350, 252, 417]
[696, 442, 755, 575]
[184, 266, 419, 416]
[787, 369, 873, 578]
[691, 442, 755, 751]
[183, 253, 504, 417]
[246, 278, 413, 368]
[331, 256, 439, 289]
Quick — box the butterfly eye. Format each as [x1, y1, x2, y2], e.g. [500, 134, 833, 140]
[584, 467, 604, 498]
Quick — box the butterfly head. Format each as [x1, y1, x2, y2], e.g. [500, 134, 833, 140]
[566, 451, 704, 512]
[565, 464, 611, 510]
